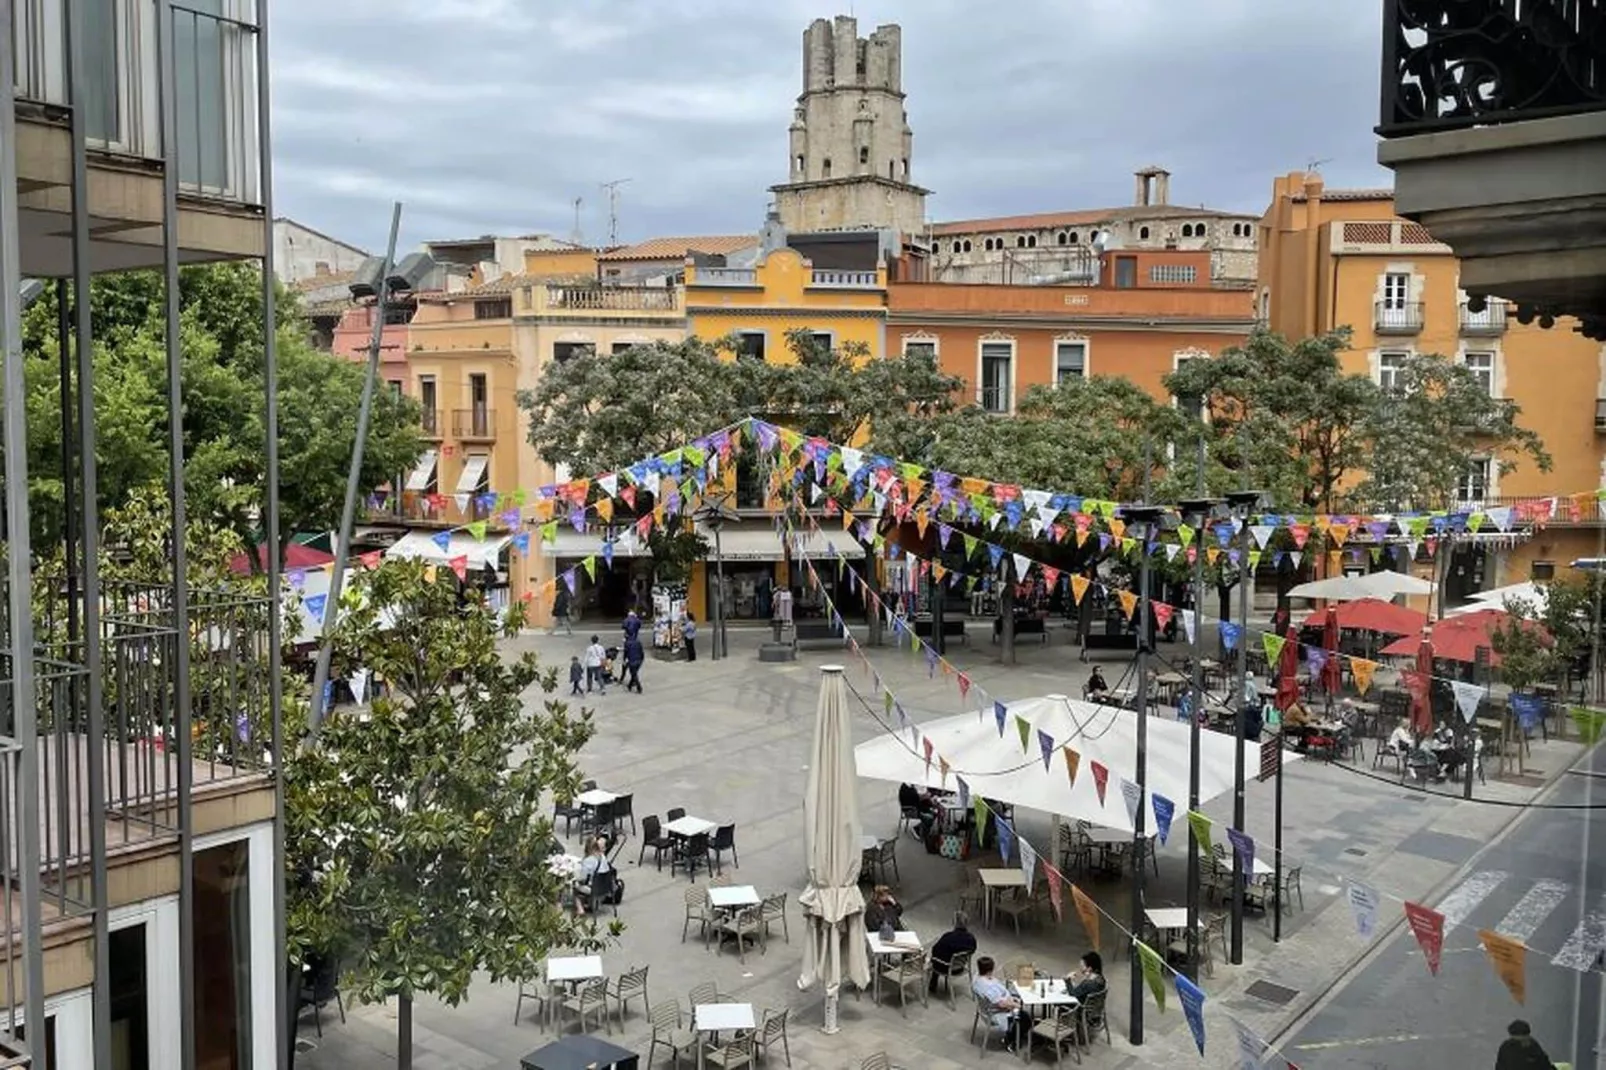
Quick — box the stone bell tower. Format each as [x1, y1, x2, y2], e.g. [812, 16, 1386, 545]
[770, 15, 930, 235]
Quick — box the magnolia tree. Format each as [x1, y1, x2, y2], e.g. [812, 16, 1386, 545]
[287, 560, 604, 1068]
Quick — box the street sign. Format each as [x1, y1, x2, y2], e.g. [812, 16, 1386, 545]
[1259, 735, 1282, 783]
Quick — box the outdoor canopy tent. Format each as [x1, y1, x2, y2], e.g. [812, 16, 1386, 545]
[1287, 570, 1434, 601]
[854, 694, 1282, 835]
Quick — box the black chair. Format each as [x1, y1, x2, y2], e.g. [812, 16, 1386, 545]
[666, 806, 687, 823]
[613, 792, 637, 835]
[584, 801, 616, 840]
[673, 832, 710, 880]
[582, 867, 619, 917]
[710, 824, 739, 873]
[553, 798, 583, 837]
[298, 954, 346, 1037]
[639, 815, 675, 870]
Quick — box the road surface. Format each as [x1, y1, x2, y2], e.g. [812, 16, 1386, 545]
[1286, 740, 1606, 1069]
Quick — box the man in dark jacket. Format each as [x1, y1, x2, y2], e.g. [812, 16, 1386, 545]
[928, 911, 978, 992]
[1496, 1020, 1556, 1070]
[622, 634, 645, 693]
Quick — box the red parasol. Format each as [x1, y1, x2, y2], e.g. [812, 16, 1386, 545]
[1409, 634, 1435, 735]
[227, 541, 334, 576]
[1378, 609, 1544, 665]
[1274, 626, 1301, 712]
[1321, 606, 1343, 694]
[1301, 597, 1427, 636]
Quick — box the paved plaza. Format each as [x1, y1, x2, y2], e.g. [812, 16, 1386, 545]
[293, 620, 1586, 1070]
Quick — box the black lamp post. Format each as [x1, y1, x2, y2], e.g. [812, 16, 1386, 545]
[1178, 492, 1220, 979]
[1223, 487, 1264, 965]
[1121, 503, 1163, 1046]
[694, 495, 739, 660]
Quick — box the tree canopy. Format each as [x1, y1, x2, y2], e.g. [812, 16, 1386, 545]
[21, 264, 425, 557]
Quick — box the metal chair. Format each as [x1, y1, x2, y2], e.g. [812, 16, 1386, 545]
[719, 906, 765, 964]
[607, 964, 650, 1024]
[682, 885, 713, 945]
[639, 814, 675, 869]
[860, 1055, 891, 1070]
[897, 804, 921, 839]
[703, 1029, 756, 1069]
[710, 824, 739, 872]
[759, 892, 790, 945]
[297, 955, 346, 1037]
[673, 831, 711, 880]
[875, 948, 929, 1016]
[513, 969, 557, 1031]
[869, 838, 900, 885]
[1029, 1005, 1082, 1066]
[1280, 865, 1305, 912]
[755, 1007, 792, 1067]
[931, 948, 973, 1009]
[1079, 988, 1111, 1047]
[968, 988, 1013, 1057]
[994, 885, 1041, 935]
[559, 976, 610, 1035]
[553, 797, 583, 837]
[647, 1001, 698, 1067]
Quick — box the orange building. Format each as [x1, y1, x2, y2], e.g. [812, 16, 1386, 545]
[1259, 170, 1606, 597]
[887, 247, 1256, 411]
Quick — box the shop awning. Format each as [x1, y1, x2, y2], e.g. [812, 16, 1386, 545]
[541, 530, 649, 559]
[456, 453, 490, 493]
[405, 449, 438, 492]
[695, 525, 866, 562]
[386, 530, 511, 569]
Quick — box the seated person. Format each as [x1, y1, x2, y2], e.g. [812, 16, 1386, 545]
[1083, 666, 1110, 702]
[1065, 950, 1107, 1003]
[971, 956, 1029, 1053]
[928, 911, 979, 992]
[1283, 700, 1313, 730]
[573, 837, 613, 916]
[1387, 717, 1415, 756]
[898, 782, 939, 840]
[864, 885, 904, 934]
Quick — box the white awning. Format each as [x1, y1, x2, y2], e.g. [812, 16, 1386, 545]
[386, 530, 511, 568]
[405, 449, 438, 492]
[696, 525, 865, 562]
[541, 529, 649, 559]
[456, 453, 490, 494]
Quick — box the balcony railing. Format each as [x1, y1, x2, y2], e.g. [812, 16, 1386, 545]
[1596, 399, 1606, 431]
[1459, 299, 1509, 334]
[693, 268, 758, 287]
[1379, 0, 1606, 137]
[1375, 300, 1425, 334]
[453, 408, 495, 440]
[542, 285, 680, 312]
[809, 268, 881, 289]
[10, 0, 263, 204]
[979, 386, 1010, 413]
[420, 409, 443, 439]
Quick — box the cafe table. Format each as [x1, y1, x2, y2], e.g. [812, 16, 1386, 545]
[865, 929, 922, 1002]
[575, 788, 617, 808]
[693, 1002, 755, 1070]
[977, 868, 1027, 928]
[664, 815, 718, 839]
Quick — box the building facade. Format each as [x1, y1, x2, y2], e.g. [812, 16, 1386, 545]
[769, 16, 929, 235]
[1259, 170, 1606, 596]
[271, 218, 367, 286]
[5, 1, 283, 1066]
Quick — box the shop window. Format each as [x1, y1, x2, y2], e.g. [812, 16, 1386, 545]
[1531, 560, 1556, 581]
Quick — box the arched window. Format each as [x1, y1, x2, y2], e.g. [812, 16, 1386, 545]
[963, 240, 973, 252]
[823, 158, 832, 178]
[1069, 231, 1078, 244]
[1056, 231, 1068, 245]
[796, 155, 804, 174]
[1139, 226, 1151, 240]
[901, 157, 908, 178]
[888, 160, 895, 179]
[1016, 236, 1027, 248]
[1027, 235, 1037, 248]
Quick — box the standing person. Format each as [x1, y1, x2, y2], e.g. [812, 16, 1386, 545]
[584, 635, 607, 695]
[622, 608, 641, 644]
[622, 633, 645, 693]
[682, 612, 698, 662]
[550, 584, 573, 636]
[568, 655, 584, 696]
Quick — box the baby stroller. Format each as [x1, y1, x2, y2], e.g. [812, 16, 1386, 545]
[599, 645, 620, 685]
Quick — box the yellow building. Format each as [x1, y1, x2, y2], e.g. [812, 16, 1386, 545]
[1260, 171, 1606, 598]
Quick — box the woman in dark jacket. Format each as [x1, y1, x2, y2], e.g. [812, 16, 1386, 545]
[1496, 1020, 1557, 1070]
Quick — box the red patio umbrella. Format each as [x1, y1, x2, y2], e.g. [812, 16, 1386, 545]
[1321, 606, 1343, 696]
[1301, 597, 1427, 636]
[227, 541, 334, 576]
[1378, 609, 1543, 665]
[1408, 634, 1435, 735]
[1274, 626, 1301, 712]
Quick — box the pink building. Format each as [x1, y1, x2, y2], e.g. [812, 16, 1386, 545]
[331, 300, 415, 392]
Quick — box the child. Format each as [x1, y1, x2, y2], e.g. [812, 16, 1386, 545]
[568, 655, 584, 696]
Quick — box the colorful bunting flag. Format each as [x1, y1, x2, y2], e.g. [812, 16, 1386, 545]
[1176, 972, 1206, 1054]
[1346, 879, 1380, 938]
[1151, 793, 1175, 846]
[1062, 746, 1080, 788]
[1186, 810, 1214, 858]
[1071, 884, 1100, 949]
[1404, 900, 1446, 975]
[1137, 941, 1166, 1011]
[1090, 761, 1109, 805]
[1478, 929, 1528, 1004]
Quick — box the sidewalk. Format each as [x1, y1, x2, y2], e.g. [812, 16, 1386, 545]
[293, 620, 1581, 1070]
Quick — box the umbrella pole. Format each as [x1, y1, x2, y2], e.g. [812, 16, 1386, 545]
[823, 984, 840, 1035]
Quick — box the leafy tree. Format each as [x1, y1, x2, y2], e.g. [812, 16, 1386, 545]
[288, 559, 604, 1067]
[20, 266, 425, 560]
[1358, 353, 1550, 510]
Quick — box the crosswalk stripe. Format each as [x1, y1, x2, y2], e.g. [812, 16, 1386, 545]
[1495, 879, 1570, 943]
[1437, 870, 1509, 929]
[1551, 897, 1606, 973]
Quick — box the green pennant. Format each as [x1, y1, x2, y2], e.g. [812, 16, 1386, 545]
[661, 447, 684, 465]
[1370, 547, 1382, 564]
[467, 520, 487, 540]
[683, 445, 707, 467]
[884, 688, 894, 715]
[1467, 512, 1485, 533]
[962, 533, 980, 559]
[540, 521, 558, 544]
[1121, 537, 1137, 558]
[973, 796, 989, 848]
[1248, 549, 1261, 571]
[1177, 523, 1195, 549]
[1015, 714, 1032, 754]
[964, 576, 978, 594]
[1137, 941, 1166, 1011]
[1571, 706, 1606, 744]
[900, 461, 924, 482]
[1262, 631, 1286, 665]
[581, 556, 597, 580]
[1186, 810, 1214, 857]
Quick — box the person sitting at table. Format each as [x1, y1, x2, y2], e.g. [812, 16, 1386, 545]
[971, 956, 1029, 1054]
[898, 782, 939, 842]
[573, 837, 613, 916]
[1083, 666, 1110, 703]
[1388, 717, 1415, 756]
[1064, 950, 1106, 1003]
[1283, 700, 1314, 731]
[928, 911, 978, 993]
[864, 885, 903, 934]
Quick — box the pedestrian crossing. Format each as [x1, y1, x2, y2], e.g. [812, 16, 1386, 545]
[1430, 870, 1606, 973]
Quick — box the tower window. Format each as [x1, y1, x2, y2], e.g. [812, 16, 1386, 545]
[1069, 232, 1078, 244]
[859, 146, 869, 164]
[1181, 224, 1193, 238]
[901, 157, 908, 178]
[1139, 226, 1151, 240]
[1027, 235, 1037, 248]
[888, 160, 895, 179]
[1016, 236, 1027, 248]
[963, 240, 972, 252]
[796, 154, 804, 173]
[823, 157, 832, 178]
[1056, 232, 1067, 245]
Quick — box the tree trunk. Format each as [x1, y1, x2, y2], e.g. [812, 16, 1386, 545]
[397, 993, 412, 1070]
[1000, 577, 1016, 665]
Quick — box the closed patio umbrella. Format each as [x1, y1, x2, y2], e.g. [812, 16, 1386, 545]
[797, 666, 870, 1032]
[1321, 607, 1343, 697]
[1274, 627, 1301, 712]
[1410, 634, 1435, 736]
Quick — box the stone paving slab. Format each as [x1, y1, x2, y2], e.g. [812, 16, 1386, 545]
[293, 621, 1580, 1070]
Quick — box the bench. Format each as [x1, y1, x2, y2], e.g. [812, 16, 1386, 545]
[794, 619, 846, 647]
[992, 617, 1049, 645]
[913, 618, 968, 644]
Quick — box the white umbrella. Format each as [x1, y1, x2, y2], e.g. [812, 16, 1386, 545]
[855, 694, 1278, 833]
[1286, 574, 1375, 601]
[797, 666, 871, 1033]
[1356, 570, 1435, 598]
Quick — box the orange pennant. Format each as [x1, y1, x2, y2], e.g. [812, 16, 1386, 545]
[1328, 522, 1349, 547]
[1350, 657, 1377, 695]
[1071, 884, 1101, 950]
[1478, 929, 1527, 1005]
[1062, 746, 1080, 787]
[1117, 589, 1138, 620]
[1106, 517, 1126, 541]
[1069, 574, 1090, 605]
[595, 497, 614, 523]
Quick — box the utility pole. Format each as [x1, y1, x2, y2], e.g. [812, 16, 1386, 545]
[601, 178, 632, 246]
[1126, 470, 1163, 1047]
[1180, 433, 1219, 982]
[1226, 420, 1263, 967]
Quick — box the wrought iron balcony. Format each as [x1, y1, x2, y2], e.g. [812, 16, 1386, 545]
[452, 408, 496, 440]
[420, 409, 444, 439]
[1379, 0, 1606, 137]
[1375, 300, 1425, 334]
[1596, 398, 1606, 431]
[1459, 298, 1509, 334]
[979, 386, 1010, 413]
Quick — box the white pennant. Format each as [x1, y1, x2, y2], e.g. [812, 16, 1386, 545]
[1345, 878, 1380, 938]
[810, 484, 823, 503]
[1022, 489, 1052, 516]
[1485, 506, 1512, 532]
[1250, 525, 1274, 550]
[988, 512, 1005, 530]
[1119, 777, 1143, 830]
[1031, 515, 1052, 538]
[1181, 609, 1196, 644]
[872, 491, 887, 514]
[351, 668, 370, 705]
[1012, 554, 1032, 582]
[454, 493, 471, 513]
[1407, 540, 1420, 561]
[841, 447, 865, 478]
[1019, 837, 1037, 890]
[1164, 543, 1181, 562]
[1232, 1018, 1268, 1070]
[1452, 680, 1484, 724]
[597, 472, 619, 498]
[1290, 550, 1303, 569]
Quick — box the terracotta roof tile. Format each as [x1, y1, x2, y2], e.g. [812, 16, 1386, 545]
[597, 234, 756, 262]
[1290, 187, 1394, 203]
[931, 204, 1254, 236]
[290, 270, 356, 293]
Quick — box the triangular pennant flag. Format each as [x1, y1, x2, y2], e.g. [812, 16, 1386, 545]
[1262, 631, 1285, 665]
[1044, 865, 1063, 920]
[1175, 972, 1206, 1054]
[1452, 680, 1483, 724]
[1186, 810, 1213, 858]
[303, 594, 328, 624]
[1404, 901, 1446, 975]
[431, 530, 452, 553]
[1152, 602, 1175, 633]
[1181, 609, 1196, 644]
[1117, 589, 1138, 620]
[1350, 657, 1377, 695]
[1090, 761, 1109, 805]
[1478, 929, 1528, 1004]
[994, 701, 1008, 738]
[1018, 837, 1037, 890]
[1070, 574, 1090, 605]
[1120, 777, 1143, 829]
[1037, 729, 1055, 772]
[1062, 746, 1080, 788]
[1232, 1020, 1268, 1070]
[1249, 524, 1274, 550]
[1221, 621, 1241, 650]
[973, 796, 988, 848]
[1151, 793, 1175, 846]
[993, 815, 1014, 864]
[1011, 553, 1032, 582]
[1226, 827, 1255, 877]
[448, 555, 469, 581]
[467, 520, 487, 540]
[1136, 941, 1166, 1011]
[1014, 714, 1032, 754]
[1071, 884, 1100, 949]
[581, 555, 597, 581]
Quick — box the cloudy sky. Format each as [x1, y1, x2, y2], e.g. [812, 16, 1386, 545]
[270, 0, 1392, 253]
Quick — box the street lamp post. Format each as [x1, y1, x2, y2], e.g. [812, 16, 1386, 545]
[1123, 503, 1164, 1047]
[1224, 488, 1263, 966]
[1179, 486, 1219, 980]
[694, 496, 738, 661]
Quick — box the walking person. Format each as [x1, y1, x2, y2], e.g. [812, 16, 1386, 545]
[568, 655, 584, 697]
[550, 585, 573, 636]
[584, 635, 607, 695]
[622, 633, 645, 693]
[622, 608, 641, 644]
[682, 612, 698, 662]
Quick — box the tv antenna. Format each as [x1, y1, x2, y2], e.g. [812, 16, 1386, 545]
[601, 178, 632, 246]
[1306, 157, 1332, 173]
[570, 197, 584, 246]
